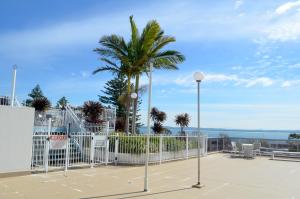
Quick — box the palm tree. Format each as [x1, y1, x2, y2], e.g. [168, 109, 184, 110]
[175, 113, 190, 135]
[128, 16, 185, 134]
[93, 16, 185, 134]
[93, 35, 135, 133]
[150, 107, 167, 134]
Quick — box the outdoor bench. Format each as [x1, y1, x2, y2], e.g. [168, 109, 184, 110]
[272, 151, 300, 160]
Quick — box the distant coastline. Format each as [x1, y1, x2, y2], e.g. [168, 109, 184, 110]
[139, 126, 300, 140]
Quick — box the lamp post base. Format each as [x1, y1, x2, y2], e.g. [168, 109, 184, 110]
[192, 183, 205, 189]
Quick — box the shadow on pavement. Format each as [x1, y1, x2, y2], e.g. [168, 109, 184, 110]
[81, 187, 194, 199]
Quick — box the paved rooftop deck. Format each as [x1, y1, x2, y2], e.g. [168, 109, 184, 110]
[0, 153, 299, 199]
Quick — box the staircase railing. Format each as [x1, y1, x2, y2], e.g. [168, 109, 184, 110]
[65, 104, 86, 134]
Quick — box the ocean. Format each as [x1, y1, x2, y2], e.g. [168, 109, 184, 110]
[139, 127, 300, 140]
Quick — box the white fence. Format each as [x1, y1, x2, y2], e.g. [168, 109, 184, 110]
[31, 133, 208, 172]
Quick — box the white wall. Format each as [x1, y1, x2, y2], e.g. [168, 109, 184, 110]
[0, 106, 34, 174]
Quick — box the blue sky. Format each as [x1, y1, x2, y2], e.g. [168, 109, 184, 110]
[1, 0, 300, 130]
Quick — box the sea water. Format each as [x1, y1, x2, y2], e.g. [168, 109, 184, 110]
[139, 127, 300, 140]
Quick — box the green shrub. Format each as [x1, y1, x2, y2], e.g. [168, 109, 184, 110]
[108, 134, 188, 154]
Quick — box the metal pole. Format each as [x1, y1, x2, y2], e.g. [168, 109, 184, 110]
[193, 80, 204, 188]
[10, 65, 17, 107]
[144, 63, 153, 192]
[64, 123, 70, 176]
[45, 117, 52, 173]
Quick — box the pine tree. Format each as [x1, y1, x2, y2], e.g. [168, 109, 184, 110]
[24, 84, 45, 106]
[99, 74, 143, 132]
[56, 96, 68, 109]
[99, 74, 127, 119]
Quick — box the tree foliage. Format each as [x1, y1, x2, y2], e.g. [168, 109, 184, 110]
[24, 84, 45, 106]
[32, 97, 51, 112]
[93, 16, 185, 133]
[289, 133, 300, 140]
[99, 74, 143, 132]
[82, 101, 103, 124]
[150, 107, 167, 134]
[175, 113, 190, 135]
[56, 96, 68, 109]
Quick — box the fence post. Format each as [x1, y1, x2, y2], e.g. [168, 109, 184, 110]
[159, 135, 163, 164]
[105, 139, 109, 166]
[64, 123, 70, 175]
[44, 118, 52, 173]
[106, 121, 109, 135]
[114, 133, 119, 166]
[205, 136, 208, 156]
[217, 138, 219, 151]
[186, 134, 189, 159]
[90, 133, 95, 168]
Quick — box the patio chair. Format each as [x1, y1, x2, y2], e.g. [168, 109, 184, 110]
[231, 141, 237, 153]
[242, 144, 254, 159]
[231, 142, 243, 158]
[253, 142, 261, 156]
[236, 143, 244, 156]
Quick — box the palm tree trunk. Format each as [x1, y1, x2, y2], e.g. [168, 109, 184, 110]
[125, 76, 131, 134]
[132, 75, 139, 134]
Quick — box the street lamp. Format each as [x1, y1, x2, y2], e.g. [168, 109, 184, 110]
[131, 92, 138, 100]
[144, 63, 153, 192]
[130, 92, 137, 134]
[192, 71, 205, 189]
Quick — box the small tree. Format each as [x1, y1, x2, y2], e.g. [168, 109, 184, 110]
[175, 113, 190, 135]
[150, 107, 167, 134]
[288, 133, 300, 152]
[82, 101, 103, 124]
[32, 97, 51, 112]
[56, 96, 68, 109]
[24, 84, 45, 106]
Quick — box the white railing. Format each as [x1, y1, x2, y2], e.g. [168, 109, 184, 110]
[109, 134, 207, 165]
[0, 96, 21, 107]
[31, 132, 208, 172]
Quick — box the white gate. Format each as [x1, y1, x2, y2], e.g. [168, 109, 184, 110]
[90, 134, 110, 167]
[31, 133, 93, 172]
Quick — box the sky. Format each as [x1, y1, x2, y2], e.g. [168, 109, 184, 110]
[1, 0, 300, 130]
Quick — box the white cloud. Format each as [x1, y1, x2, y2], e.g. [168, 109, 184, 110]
[234, 0, 244, 10]
[275, 1, 300, 15]
[263, 17, 300, 41]
[289, 63, 300, 68]
[80, 71, 90, 78]
[281, 80, 300, 87]
[173, 72, 274, 88]
[205, 74, 239, 82]
[245, 77, 273, 87]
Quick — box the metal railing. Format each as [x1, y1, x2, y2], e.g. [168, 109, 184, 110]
[33, 106, 116, 133]
[206, 136, 300, 155]
[31, 132, 208, 172]
[0, 96, 21, 107]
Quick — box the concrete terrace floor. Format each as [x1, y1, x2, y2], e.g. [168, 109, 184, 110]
[0, 153, 300, 199]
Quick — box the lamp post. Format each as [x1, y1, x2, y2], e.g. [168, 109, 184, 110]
[192, 71, 205, 189]
[130, 92, 137, 134]
[144, 62, 153, 192]
[10, 65, 17, 107]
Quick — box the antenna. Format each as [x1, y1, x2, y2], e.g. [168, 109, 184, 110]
[11, 65, 17, 107]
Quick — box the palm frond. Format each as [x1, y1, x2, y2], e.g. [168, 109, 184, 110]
[92, 66, 120, 75]
[100, 58, 119, 68]
[140, 20, 161, 53]
[129, 15, 140, 49]
[100, 35, 128, 57]
[151, 36, 176, 54]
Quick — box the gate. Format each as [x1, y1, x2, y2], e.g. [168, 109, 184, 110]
[31, 131, 110, 172]
[90, 134, 110, 167]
